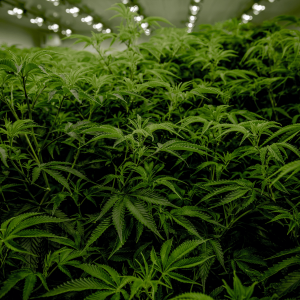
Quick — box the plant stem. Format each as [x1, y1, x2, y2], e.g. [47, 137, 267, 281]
[41, 96, 66, 150]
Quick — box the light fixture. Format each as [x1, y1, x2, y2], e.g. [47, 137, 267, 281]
[7, 8, 23, 19]
[81, 15, 93, 25]
[48, 24, 59, 32]
[141, 22, 149, 29]
[47, 0, 59, 6]
[190, 5, 200, 15]
[62, 29, 72, 36]
[30, 17, 44, 26]
[241, 14, 253, 23]
[130, 5, 139, 12]
[93, 23, 103, 31]
[66, 7, 79, 17]
[252, 3, 265, 15]
[134, 15, 144, 22]
[102, 28, 111, 33]
[189, 15, 197, 23]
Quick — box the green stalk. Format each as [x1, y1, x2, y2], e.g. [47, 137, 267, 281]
[96, 49, 114, 75]
[1, 190, 9, 211]
[21, 75, 51, 192]
[31, 85, 47, 110]
[41, 95, 66, 150]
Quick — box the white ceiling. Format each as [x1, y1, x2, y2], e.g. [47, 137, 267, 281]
[1, 0, 300, 35]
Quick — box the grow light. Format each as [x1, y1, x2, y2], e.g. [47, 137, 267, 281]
[81, 16, 93, 25]
[62, 29, 72, 36]
[134, 15, 144, 22]
[252, 3, 265, 15]
[141, 22, 149, 29]
[190, 5, 200, 15]
[7, 8, 23, 19]
[30, 17, 44, 26]
[93, 23, 103, 31]
[102, 28, 111, 33]
[66, 7, 79, 17]
[130, 5, 139, 12]
[47, 0, 59, 6]
[48, 24, 59, 32]
[241, 14, 253, 23]
[189, 16, 197, 23]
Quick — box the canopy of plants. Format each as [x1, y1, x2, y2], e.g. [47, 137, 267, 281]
[1, 4, 300, 300]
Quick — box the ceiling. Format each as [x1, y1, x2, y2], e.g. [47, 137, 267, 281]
[1, 0, 300, 36]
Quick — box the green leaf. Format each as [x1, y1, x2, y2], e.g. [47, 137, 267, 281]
[258, 256, 300, 282]
[166, 240, 207, 270]
[143, 16, 174, 27]
[0, 59, 17, 72]
[169, 255, 215, 271]
[0, 269, 32, 298]
[77, 264, 115, 286]
[125, 197, 163, 239]
[158, 140, 210, 157]
[41, 278, 111, 297]
[15, 229, 67, 239]
[47, 164, 91, 183]
[32, 167, 41, 184]
[112, 199, 126, 243]
[0, 146, 8, 167]
[4, 240, 38, 256]
[43, 169, 71, 194]
[270, 160, 300, 186]
[85, 291, 116, 300]
[23, 274, 37, 300]
[131, 189, 178, 208]
[170, 292, 214, 300]
[10, 215, 70, 235]
[84, 217, 111, 250]
[160, 239, 173, 269]
[277, 271, 300, 296]
[168, 273, 200, 285]
[172, 216, 202, 238]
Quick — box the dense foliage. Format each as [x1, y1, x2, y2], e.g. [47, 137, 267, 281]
[1, 4, 300, 300]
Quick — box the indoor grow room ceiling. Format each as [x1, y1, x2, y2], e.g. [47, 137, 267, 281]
[1, 0, 300, 36]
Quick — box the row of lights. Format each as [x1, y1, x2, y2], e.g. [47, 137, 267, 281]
[65, 5, 112, 33]
[48, 24, 72, 36]
[80, 15, 112, 33]
[47, 0, 59, 7]
[186, 0, 201, 33]
[7, 5, 72, 36]
[242, 0, 275, 24]
[7, 7, 23, 19]
[66, 7, 80, 17]
[7, 2, 112, 36]
[121, 2, 151, 35]
[47, 0, 112, 34]
[30, 17, 44, 27]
